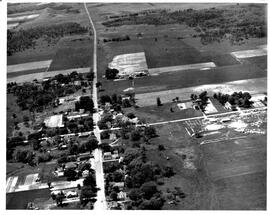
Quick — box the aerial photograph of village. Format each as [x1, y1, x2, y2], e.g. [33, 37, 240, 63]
[5, 1, 267, 211]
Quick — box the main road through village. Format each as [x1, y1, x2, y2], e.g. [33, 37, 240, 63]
[84, 3, 107, 210]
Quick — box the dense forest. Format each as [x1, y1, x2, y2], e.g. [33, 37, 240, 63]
[7, 22, 88, 56]
[102, 4, 266, 45]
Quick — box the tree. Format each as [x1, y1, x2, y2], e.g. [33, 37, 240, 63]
[64, 168, 77, 181]
[163, 165, 174, 177]
[158, 144, 165, 151]
[128, 188, 142, 201]
[83, 173, 96, 187]
[30, 139, 41, 151]
[110, 191, 118, 201]
[100, 95, 112, 105]
[140, 181, 158, 199]
[144, 126, 157, 138]
[86, 71, 94, 81]
[156, 97, 162, 106]
[130, 129, 141, 141]
[75, 96, 94, 112]
[55, 191, 65, 207]
[105, 67, 119, 79]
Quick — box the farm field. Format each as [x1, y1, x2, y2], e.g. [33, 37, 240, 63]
[134, 77, 267, 107]
[48, 35, 93, 71]
[100, 62, 266, 98]
[7, 38, 56, 65]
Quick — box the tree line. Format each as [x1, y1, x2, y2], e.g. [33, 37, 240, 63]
[102, 4, 266, 45]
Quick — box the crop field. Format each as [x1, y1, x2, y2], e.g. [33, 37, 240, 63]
[7, 67, 91, 83]
[48, 35, 93, 71]
[99, 37, 211, 76]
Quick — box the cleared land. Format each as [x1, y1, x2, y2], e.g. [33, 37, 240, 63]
[7, 60, 52, 73]
[231, 48, 267, 59]
[44, 114, 64, 128]
[109, 52, 148, 76]
[149, 62, 216, 75]
[7, 67, 91, 83]
[135, 77, 267, 107]
[7, 14, 39, 22]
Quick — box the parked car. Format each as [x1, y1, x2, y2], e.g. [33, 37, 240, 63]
[66, 190, 78, 198]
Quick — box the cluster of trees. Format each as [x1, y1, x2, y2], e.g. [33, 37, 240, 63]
[103, 35, 130, 43]
[80, 173, 98, 206]
[64, 116, 94, 133]
[102, 5, 266, 45]
[75, 96, 94, 113]
[190, 91, 208, 111]
[214, 91, 253, 108]
[7, 72, 85, 112]
[7, 22, 87, 56]
[105, 67, 119, 80]
[122, 147, 171, 209]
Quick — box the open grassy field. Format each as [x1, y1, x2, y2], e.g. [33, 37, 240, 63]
[13, 3, 89, 29]
[6, 188, 51, 209]
[134, 77, 267, 107]
[145, 117, 266, 209]
[48, 35, 93, 71]
[201, 134, 266, 209]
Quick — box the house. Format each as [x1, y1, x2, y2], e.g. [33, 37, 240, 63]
[112, 182, 125, 191]
[65, 162, 77, 170]
[104, 152, 112, 160]
[117, 191, 127, 201]
[109, 133, 117, 141]
[224, 101, 232, 110]
[82, 170, 89, 178]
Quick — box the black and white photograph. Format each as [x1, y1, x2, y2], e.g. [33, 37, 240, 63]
[3, 0, 268, 211]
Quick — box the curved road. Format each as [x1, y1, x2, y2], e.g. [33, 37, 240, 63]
[84, 3, 107, 210]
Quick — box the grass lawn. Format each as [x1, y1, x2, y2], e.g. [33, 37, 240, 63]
[6, 188, 51, 209]
[48, 35, 93, 71]
[125, 102, 203, 123]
